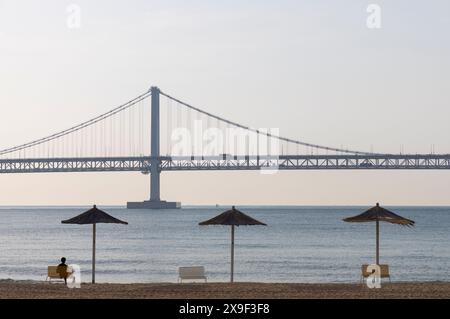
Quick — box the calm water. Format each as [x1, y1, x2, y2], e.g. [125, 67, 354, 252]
[0, 206, 449, 283]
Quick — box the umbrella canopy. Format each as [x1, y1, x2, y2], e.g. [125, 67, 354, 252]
[62, 205, 128, 225]
[343, 203, 414, 226]
[343, 203, 414, 265]
[62, 205, 128, 283]
[199, 206, 266, 283]
[199, 206, 267, 226]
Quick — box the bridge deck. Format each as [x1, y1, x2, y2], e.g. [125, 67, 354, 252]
[1, 154, 450, 173]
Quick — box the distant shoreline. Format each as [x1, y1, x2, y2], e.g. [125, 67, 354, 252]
[1, 205, 450, 209]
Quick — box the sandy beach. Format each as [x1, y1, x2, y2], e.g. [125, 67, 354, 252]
[0, 280, 449, 299]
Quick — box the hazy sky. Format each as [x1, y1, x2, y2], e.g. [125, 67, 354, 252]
[1, 0, 450, 206]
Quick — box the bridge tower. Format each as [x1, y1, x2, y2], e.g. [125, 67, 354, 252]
[127, 86, 181, 209]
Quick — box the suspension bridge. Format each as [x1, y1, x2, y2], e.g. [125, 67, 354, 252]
[1, 86, 449, 208]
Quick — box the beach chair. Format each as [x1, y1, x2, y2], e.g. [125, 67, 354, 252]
[46, 266, 66, 283]
[178, 266, 207, 283]
[360, 264, 391, 283]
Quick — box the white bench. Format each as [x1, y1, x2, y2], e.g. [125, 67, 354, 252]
[178, 266, 207, 283]
[361, 264, 391, 283]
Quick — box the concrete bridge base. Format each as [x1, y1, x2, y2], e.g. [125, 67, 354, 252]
[126, 200, 181, 209]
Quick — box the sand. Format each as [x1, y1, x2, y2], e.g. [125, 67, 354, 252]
[0, 280, 449, 299]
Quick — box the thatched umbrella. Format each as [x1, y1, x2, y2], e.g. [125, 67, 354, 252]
[343, 203, 414, 265]
[62, 205, 128, 283]
[199, 206, 266, 283]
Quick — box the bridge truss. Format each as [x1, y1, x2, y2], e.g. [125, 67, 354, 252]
[1, 154, 450, 174]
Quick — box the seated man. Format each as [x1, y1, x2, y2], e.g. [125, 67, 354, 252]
[56, 257, 70, 284]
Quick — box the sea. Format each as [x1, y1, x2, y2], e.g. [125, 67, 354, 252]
[0, 206, 448, 283]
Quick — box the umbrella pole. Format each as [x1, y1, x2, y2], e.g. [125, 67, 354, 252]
[231, 225, 235, 283]
[92, 223, 96, 284]
[376, 220, 379, 265]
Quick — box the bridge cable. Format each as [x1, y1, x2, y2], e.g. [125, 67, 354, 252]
[160, 90, 386, 156]
[0, 91, 151, 157]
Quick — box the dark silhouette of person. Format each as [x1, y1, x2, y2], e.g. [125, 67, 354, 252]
[57, 257, 69, 284]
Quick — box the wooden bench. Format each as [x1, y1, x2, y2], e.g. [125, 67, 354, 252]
[361, 264, 391, 282]
[46, 266, 70, 283]
[178, 266, 207, 283]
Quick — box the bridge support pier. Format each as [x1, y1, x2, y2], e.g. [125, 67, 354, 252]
[127, 86, 181, 209]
